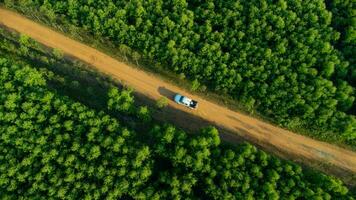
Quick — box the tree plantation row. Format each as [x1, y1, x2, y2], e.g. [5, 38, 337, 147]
[0, 54, 354, 199]
[2, 0, 355, 146]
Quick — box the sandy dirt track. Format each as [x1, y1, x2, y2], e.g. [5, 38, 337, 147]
[1, 8, 355, 183]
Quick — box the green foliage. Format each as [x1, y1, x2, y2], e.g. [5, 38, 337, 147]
[3, 0, 14, 7]
[52, 48, 64, 59]
[149, 125, 354, 200]
[326, 0, 356, 81]
[137, 106, 151, 122]
[0, 58, 152, 198]
[191, 79, 200, 91]
[18, 34, 30, 55]
[156, 96, 169, 108]
[7, 0, 356, 144]
[18, 34, 30, 46]
[0, 56, 354, 199]
[107, 87, 134, 113]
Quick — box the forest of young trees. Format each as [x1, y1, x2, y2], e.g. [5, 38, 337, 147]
[327, 0, 356, 86]
[2, 0, 355, 146]
[0, 54, 354, 199]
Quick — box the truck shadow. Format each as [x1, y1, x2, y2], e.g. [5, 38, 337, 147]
[158, 86, 176, 100]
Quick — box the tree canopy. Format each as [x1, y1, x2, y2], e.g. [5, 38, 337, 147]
[0, 56, 354, 199]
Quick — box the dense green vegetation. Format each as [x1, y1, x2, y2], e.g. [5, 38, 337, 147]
[2, 0, 355, 146]
[0, 55, 354, 199]
[0, 29, 354, 199]
[327, 0, 355, 85]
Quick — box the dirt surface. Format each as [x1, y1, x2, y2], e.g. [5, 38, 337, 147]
[1, 8, 356, 184]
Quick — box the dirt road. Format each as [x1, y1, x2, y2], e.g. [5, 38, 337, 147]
[1, 8, 355, 183]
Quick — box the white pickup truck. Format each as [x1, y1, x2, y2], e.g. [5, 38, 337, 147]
[174, 93, 198, 109]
